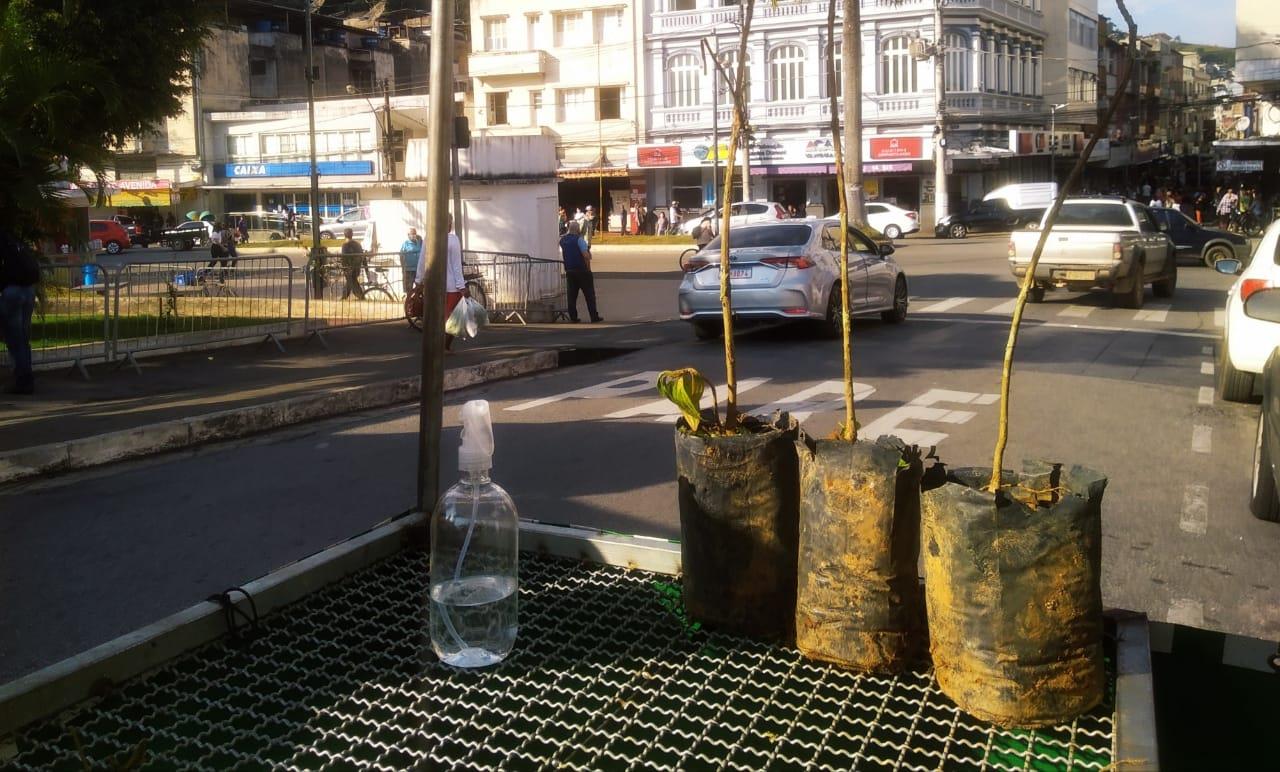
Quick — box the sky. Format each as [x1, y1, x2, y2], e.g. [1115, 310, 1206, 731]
[1098, 0, 1236, 47]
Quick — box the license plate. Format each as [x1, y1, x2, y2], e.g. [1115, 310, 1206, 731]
[1064, 270, 1095, 281]
[730, 267, 752, 280]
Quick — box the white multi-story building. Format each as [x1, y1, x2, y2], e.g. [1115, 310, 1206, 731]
[468, 0, 647, 218]
[640, 0, 1051, 223]
[1040, 0, 1098, 133]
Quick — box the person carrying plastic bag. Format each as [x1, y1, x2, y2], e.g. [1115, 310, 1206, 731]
[415, 213, 473, 352]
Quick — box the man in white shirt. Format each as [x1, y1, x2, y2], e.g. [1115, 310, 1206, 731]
[415, 214, 468, 351]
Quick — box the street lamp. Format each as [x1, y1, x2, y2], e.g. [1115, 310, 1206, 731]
[1049, 103, 1067, 135]
[699, 19, 745, 210]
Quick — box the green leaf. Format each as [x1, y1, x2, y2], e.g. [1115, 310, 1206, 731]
[656, 369, 708, 432]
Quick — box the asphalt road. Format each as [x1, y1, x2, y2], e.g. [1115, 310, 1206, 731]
[4, 234, 1273, 682]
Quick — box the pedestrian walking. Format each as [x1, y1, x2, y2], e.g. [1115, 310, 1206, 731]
[286, 207, 297, 239]
[1217, 188, 1238, 227]
[668, 202, 679, 234]
[655, 209, 668, 236]
[208, 222, 226, 268]
[558, 207, 569, 236]
[340, 228, 366, 300]
[559, 221, 602, 324]
[583, 205, 598, 245]
[236, 215, 249, 243]
[0, 229, 39, 395]
[399, 227, 423, 293]
[415, 215, 468, 352]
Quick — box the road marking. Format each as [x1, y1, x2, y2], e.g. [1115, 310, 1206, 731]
[1057, 304, 1095, 318]
[910, 315, 1219, 340]
[1201, 362, 1214, 376]
[757, 380, 876, 422]
[1133, 304, 1170, 323]
[1167, 598, 1204, 627]
[1214, 309, 1225, 327]
[1191, 425, 1212, 454]
[1180, 484, 1209, 535]
[1201, 345, 1213, 356]
[506, 370, 663, 412]
[1198, 386, 1214, 406]
[983, 299, 1017, 315]
[603, 378, 770, 422]
[916, 297, 975, 314]
[858, 388, 999, 447]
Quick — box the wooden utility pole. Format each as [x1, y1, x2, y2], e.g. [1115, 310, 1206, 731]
[841, 0, 865, 226]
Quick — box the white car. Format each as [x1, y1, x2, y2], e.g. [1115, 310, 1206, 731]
[865, 201, 920, 240]
[320, 207, 372, 240]
[678, 201, 789, 235]
[1216, 218, 1277, 401]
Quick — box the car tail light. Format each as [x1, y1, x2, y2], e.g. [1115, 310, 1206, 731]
[760, 256, 815, 269]
[1008, 240, 1016, 258]
[1112, 242, 1123, 261]
[783, 307, 809, 315]
[683, 258, 710, 273]
[1241, 278, 1270, 303]
[907, 211, 918, 220]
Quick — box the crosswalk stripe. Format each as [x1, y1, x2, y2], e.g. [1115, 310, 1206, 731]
[983, 299, 1017, 314]
[917, 297, 975, 313]
[1057, 305, 1095, 318]
[1133, 305, 1170, 323]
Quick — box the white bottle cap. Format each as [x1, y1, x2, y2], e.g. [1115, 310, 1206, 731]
[458, 400, 494, 473]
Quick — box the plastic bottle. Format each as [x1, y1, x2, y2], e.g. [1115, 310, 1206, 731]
[429, 400, 519, 667]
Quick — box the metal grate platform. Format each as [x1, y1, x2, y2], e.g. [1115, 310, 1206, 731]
[8, 551, 1114, 770]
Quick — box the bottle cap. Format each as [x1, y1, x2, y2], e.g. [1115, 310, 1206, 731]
[458, 400, 494, 473]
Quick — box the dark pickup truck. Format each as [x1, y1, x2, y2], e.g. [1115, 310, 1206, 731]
[162, 221, 213, 251]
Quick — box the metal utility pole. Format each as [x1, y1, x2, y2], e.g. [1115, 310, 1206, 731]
[842, 0, 866, 224]
[451, 119, 463, 249]
[702, 36, 721, 210]
[304, 1, 324, 299]
[417, 0, 456, 514]
[932, 0, 948, 228]
[382, 78, 395, 181]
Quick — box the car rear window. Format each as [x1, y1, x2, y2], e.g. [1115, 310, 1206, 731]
[1055, 203, 1135, 227]
[704, 224, 813, 251]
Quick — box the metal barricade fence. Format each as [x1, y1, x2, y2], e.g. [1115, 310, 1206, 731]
[302, 251, 410, 342]
[111, 255, 294, 371]
[463, 251, 566, 324]
[0, 260, 113, 378]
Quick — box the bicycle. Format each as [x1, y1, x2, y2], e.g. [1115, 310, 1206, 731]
[678, 246, 703, 272]
[404, 272, 488, 332]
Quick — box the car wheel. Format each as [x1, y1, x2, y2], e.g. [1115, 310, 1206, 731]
[692, 321, 721, 340]
[1204, 244, 1232, 269]
[881, 277, 908, 324]
[320, 230, 334, 240]
[1251, 412, 1280, 522]
[1027, 286, 1046, 303]
[1218, 342, 1256, 402]
[822, 283, 845, 338]
[105, 240, 122, 254]
[1153, 260, 1176, 298]
[949, 223, 968, 239]
[883, 224, 902, 240]
[1117, 260, 1145, 309]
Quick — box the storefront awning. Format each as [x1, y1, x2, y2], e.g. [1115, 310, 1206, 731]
[558, 166, 630, 180]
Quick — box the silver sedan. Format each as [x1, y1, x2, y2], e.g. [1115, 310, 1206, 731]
[677, 219, 910, 339]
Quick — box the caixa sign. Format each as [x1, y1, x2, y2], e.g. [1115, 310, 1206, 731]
[221, 161, 375, 178]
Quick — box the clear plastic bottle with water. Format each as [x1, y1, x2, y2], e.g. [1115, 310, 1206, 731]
[429, 400, 519, 667]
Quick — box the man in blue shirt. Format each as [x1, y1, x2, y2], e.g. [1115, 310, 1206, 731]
[559, 221, 602, 323]
[399, 227, 422, 293]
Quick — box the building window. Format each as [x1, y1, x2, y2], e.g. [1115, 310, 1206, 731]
[525, 13, 540, 50]
[487, 92, 508, 126]
[598, 86, 621, 120]
[880, 36, 917, 95]
[717, 50, 750, 105]
[665, 52, 701, 108]
[530, 90, 543, 125]
[250, 59, 268, 77]
[557, 87, 590, 122]
[484, 17, 507, 51]
[227, 134, 256, 160]
[594, 8, 624, 45]
[769, 43, 805, 101]
[554, 12, 585, 47]
[1069, 10, 1097, 49]
[984, 37, 995, 92]
[671, 0, 696, 9]
[944, 33, 969, 92]
[826, 39, 842, 96]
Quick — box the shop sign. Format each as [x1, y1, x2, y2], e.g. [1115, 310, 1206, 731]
[221, 161, 375, 178]
[1216, 159, 1264, 172]
[691, 142, 733, 163]
[634, 145, 682, 168]
[750, 161, 918, 177]
[863, 162, 913, 174]
[869, 136, 924, 160]
[115, 179, 173, 191]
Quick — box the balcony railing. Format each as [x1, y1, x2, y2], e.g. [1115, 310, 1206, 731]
[946, 0, 1043, 33]
[468, 50, 547, 79]
[651, 94, 934, 131]
[945, 91, 1042, 116]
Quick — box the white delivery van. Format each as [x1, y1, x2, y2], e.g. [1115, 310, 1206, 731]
[983, 183, 1058, 212]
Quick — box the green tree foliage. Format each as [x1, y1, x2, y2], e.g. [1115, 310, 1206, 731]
[0, 0, 210, 235]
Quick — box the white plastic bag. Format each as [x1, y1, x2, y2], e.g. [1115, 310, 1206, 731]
[446, 296, 488, 340]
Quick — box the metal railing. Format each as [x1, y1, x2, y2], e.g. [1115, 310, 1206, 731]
[302, 251, 411, 344]
[463, 250, 566, 324]
[2, 260, 114, 378]
[111, 256, 295, 371]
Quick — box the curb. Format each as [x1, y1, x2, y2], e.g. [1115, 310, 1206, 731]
[0, 350, 559, 485]
[592, 243, 690, 253]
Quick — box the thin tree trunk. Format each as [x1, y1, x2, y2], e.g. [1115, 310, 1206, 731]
[718, 0, 756, 431]
[842, 0, 865, 227]
[828, 0, 855, 441]
[987, 1, 1139, 491]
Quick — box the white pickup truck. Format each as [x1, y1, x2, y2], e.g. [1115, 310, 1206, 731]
[1008, 197, 1177, 309]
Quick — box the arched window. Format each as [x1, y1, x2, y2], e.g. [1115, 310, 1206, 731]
[717, 50, 751, 106]
[944, 32, 970, 92]
[769, 44, 805, 101]
[880, 36, 917, 95]
[824, 39, 843, 97]
[665, 53, 701, 108]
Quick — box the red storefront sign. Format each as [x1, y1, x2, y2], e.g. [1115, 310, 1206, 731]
[635, 145, 682, 168]
[869, 137, 924, 160]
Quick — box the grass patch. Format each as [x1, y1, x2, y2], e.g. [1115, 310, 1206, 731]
[238, 238, 346, 250]
[591, 232, 694, 245]
[31, 313, 287, 349]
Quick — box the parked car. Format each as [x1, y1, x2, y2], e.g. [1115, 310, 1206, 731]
[109, 215, 152, 248]
[935, 198, 1046, 239]
[677, 219, 908, 339]
[320, 206, 372, 240]
[1149, 207, 1251, 268]
[677, 201, 789, 236]
[89, 219, 130, 254]
[1250, 299, 1280, 521]
[162, 220, 214, 251]
[1214, 219, 1280, 401]
[1008, 197, 1176, 309]
[865, 201, 919, 240]
[983, 182, 1058, 211]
